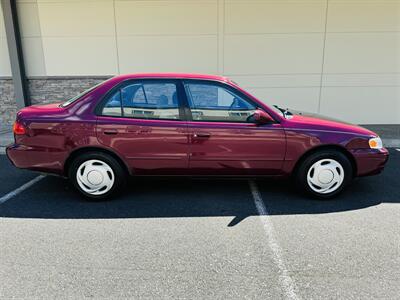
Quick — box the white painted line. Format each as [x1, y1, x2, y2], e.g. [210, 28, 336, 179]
[396, 148, 400, 152]
[0, 175, 45, 205]
[248, 180, 300, 300]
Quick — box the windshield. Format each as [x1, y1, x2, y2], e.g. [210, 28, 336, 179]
[229, 79, 285, 118]
[60, 80, 106, 108]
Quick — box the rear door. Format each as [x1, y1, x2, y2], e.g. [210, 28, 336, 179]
[183, 80, 286, 175]
[96, 79, 189, 175]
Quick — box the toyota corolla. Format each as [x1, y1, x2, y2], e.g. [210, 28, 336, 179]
[6, 74, 389, 200]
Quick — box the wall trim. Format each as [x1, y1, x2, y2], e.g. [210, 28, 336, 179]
[1, 76, 113, 81]
[32, 76, 113, 80]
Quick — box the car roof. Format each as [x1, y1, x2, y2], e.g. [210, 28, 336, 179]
[112, 73, 230, 83]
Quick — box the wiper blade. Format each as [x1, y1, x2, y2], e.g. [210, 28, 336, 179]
[273, 105, 292, 117]
[273, 105, 286, 114]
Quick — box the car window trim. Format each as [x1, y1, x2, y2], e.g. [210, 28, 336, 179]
[139, 85, 147, 104]
[95, 78, 186, 122]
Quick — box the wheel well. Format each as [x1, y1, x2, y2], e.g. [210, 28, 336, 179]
[292, 145, 357, 178]
[64, 147, 130, 177]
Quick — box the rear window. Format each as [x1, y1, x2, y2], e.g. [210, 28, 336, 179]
[60, 80, 107, 108]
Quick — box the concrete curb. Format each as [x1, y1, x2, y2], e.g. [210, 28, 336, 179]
[0, 132, 13, 148]
[382, 139, 400, 148]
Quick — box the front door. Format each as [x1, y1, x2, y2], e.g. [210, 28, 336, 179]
[96, 80, 189, 175]
[183, 80, 286, 175]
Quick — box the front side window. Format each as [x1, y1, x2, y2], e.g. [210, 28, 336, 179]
[185, 83, 256, 122]
[101, 82, 180, 120]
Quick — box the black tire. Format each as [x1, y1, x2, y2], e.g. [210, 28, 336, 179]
[295, 149, 353, 199]
[68, 152, 126, 201]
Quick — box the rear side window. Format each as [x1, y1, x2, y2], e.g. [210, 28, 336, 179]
[185, 83, 256, 122]
[101, 82, 180, 120]
[102, 90, 122, 116]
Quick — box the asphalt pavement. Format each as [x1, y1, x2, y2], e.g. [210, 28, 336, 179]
[0, 149, 399, 299]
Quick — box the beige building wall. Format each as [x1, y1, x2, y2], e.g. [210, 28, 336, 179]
[2, 0, 400, 124]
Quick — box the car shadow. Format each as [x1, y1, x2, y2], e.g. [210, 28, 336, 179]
[0, 150, 398, 226]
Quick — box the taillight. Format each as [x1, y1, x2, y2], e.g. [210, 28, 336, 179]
[13, 121, 26, 135]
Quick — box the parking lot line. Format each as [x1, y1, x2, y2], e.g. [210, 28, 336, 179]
[0, 175, 45, 205]
[396, 149, 400, 152]
[248, 180, 300, 300]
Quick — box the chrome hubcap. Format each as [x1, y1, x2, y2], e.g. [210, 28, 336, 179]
[76, 159, 114, 195]
[307, 159, 344, 194]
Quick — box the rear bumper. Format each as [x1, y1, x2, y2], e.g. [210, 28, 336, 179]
[351, 148, 389, 177]
[6, 143, 65, 175]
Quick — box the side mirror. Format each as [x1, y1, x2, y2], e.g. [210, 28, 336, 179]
[253, 109, 274, 125]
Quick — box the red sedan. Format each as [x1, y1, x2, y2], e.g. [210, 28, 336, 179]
[7, 74, 389, 200]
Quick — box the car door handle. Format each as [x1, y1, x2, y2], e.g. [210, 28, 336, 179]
[193, 132, 211, 138]
[103, 129, 118, 135]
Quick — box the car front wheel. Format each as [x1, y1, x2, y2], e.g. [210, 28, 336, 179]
[69, 152, 126, 200]
[295, 150, 353, 199]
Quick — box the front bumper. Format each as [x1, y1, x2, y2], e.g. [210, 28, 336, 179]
[351, 147, 389, 177]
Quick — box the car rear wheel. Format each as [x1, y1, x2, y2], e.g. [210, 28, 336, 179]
[295, 150, 353, 199]
[69, 152, 126, 200]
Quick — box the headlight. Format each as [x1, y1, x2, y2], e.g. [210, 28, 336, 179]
[368, 137, 383, 149]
